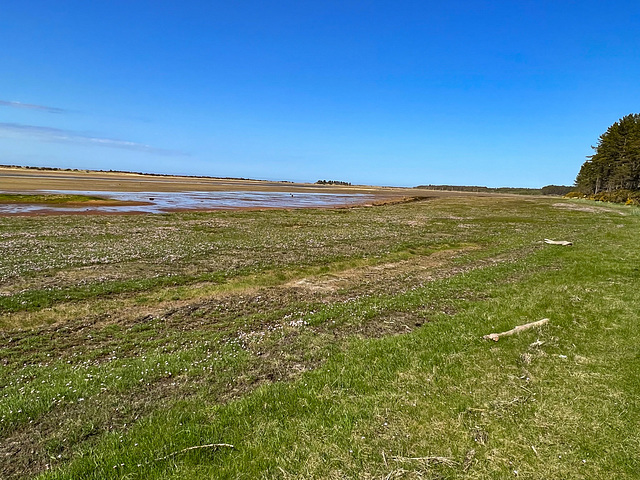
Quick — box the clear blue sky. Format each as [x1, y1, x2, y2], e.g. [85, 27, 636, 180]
[1, 1, 639, 187]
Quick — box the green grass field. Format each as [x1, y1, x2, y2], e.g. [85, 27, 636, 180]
[1, 194, 638, 479]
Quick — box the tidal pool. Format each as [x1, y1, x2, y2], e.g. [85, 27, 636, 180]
[0, 190, 378, 214]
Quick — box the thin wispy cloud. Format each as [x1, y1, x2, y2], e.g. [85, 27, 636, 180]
[0, 100, 67, 114]
[0, 122, 187, 156]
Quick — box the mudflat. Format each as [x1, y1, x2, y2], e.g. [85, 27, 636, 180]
[0, 166, 442, 214]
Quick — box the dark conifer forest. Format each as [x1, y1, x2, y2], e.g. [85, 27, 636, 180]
[575, 114, 640, 193]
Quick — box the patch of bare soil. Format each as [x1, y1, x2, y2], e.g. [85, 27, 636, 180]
[552, 202, 625, 215]
[285, 246, 477, 296]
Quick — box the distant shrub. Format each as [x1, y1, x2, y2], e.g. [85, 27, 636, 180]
[316, 180, 352, 186]
[564, 191, 586, 199]
[565, 189, 640, 205]
[540, 185, 573, 195]
[415, 184, 571, 196]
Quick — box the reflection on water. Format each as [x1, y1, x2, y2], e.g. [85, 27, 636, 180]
[0, 190, 377, 214]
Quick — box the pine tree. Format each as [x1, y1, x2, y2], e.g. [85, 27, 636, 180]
[576, 114, 640, 193]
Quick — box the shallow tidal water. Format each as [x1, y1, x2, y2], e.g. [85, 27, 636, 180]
[0, 190, 377, 214]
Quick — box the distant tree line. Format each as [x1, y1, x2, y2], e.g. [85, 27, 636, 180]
[575, 114, 640, 193]
[540, 185, 574, 195]
[316, 180, 351, 186]
[0, 164, 258, 182]
[0, 164, 84, 172]
[414, 185, 572, 196]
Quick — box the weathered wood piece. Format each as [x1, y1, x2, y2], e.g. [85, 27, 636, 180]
[544, 239, 573, 246]
[483, 318, 549, 342]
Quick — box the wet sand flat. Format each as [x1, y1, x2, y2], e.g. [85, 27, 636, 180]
[0, 190, 383, 215]
[0, 167, 419, 214]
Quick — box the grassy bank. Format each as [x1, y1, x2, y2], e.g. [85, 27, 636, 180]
[1, 195, 638, 478]
[0, 193, 148, 207]
[0, 193, 106, 203]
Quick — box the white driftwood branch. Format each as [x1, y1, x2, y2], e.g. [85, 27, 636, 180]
[483, 318, 549, 342]
[156, 443, 234, 461]
[544, 239, 573, 246]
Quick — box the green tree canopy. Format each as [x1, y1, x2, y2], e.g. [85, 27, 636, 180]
[575, 114, 640, 193]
